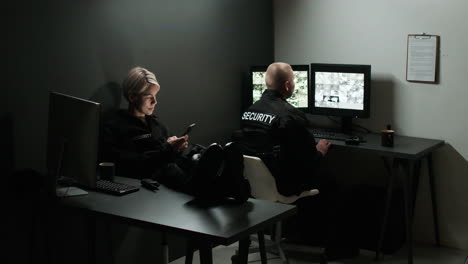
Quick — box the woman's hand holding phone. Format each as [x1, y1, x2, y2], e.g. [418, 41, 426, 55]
[167, 123, 195, 153]
[167, 135, 189, 153]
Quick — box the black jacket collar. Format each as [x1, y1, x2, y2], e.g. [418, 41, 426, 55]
[261, 89, 285, 101]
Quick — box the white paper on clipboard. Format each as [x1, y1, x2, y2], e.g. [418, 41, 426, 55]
[406, 35, 438, 82]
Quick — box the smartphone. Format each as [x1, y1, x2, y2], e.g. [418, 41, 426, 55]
[180, 123, 196, 137]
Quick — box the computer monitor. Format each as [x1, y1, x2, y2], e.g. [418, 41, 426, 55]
[310, 63, 371, 133]
[248, 64, 310, 110]
[47, 92, 101, 189]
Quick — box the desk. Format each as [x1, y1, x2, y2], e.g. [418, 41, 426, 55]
[329, 133, 444, 264]
[58, 176, 297, 264]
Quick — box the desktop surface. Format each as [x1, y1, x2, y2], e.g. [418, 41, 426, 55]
[324, 133, 444, 160]
[59, 176, 297, 245]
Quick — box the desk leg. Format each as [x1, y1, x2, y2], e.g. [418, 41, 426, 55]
[427, 154, 441, 247]
[237, 237, 251, 264]
[402, 160, 415, 264]
[161, 233, 169, 264]
[87, 214, 96, 264]
[199, 242, 213, 264]
[185, 239, 194, 264]
[376, 157, 397, 260]
[411, 160, 422, 218]
[257, 231, 267, 264]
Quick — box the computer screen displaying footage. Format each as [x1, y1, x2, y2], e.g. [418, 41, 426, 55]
[314, 71, 365, 110]
[251, 65, 309, 108]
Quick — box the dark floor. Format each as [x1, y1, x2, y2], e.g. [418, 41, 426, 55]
[171, 242, 468, 264]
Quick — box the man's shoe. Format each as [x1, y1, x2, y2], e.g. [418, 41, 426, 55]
[221, 142, 250, 202]
[191, 143, 224, 199]
[192, 143, 224, 198]
[197, 143, 224, 177]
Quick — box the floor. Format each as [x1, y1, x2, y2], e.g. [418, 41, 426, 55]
[171, 242, 468, 264]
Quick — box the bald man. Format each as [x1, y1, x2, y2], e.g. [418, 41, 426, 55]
[238, 62, 331, 195]
[235, 62, 359, 260]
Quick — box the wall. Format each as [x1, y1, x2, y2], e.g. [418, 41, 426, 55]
[274, 0, 468, 250]
[5, 0, 273, 263]
[5, 0, 273, 172]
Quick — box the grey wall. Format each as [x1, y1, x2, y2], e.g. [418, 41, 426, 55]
[274, 0, 468, 250]
[5, 1, 273, 263]
[5, 0, 273, 173]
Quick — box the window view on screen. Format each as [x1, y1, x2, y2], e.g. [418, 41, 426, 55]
[252, 70, 308, 108]
[314, 72, 364, 110]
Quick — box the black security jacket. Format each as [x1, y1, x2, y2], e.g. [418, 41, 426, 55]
[102, 110, 178, 179]
[236, 89, 323, 195]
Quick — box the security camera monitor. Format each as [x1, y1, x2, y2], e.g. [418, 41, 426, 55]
[310, 63, 371, 133]
[248, 64, 310, 110]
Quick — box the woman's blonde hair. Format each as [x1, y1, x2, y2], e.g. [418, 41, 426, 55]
[122, 66, 159, 101]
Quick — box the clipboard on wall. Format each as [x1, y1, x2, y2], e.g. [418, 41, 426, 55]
[406, 34, 440, 83]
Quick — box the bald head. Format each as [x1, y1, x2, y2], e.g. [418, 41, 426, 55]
[265, 62, 295, 99]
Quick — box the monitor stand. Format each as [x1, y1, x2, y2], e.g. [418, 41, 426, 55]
[56, 186, 88, 197]
[341, 117, 353, 135]
[53, 138, 88, 197]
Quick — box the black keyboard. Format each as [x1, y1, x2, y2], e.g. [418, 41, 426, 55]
[310, 128, 352, 141]
[95, 180, 140, 195]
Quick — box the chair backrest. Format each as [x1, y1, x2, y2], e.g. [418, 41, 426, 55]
[243, 155, 280, 202]
[243, 155, 319, 204]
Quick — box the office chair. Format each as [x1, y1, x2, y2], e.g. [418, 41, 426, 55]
[239, 155, 320, 264]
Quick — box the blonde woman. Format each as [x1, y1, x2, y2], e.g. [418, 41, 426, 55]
[103, 67, 249, 201]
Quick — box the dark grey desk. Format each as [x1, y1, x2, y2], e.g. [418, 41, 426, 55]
[328, 133, 444, 264]
[59, 176, 297, 264]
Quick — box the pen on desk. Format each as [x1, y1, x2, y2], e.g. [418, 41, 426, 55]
[141, 179, 160, 191]
[142, 183, 159, 191]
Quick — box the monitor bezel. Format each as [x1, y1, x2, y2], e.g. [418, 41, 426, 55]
[247, 64, 310, 111]
[309, 63, 371, 118]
